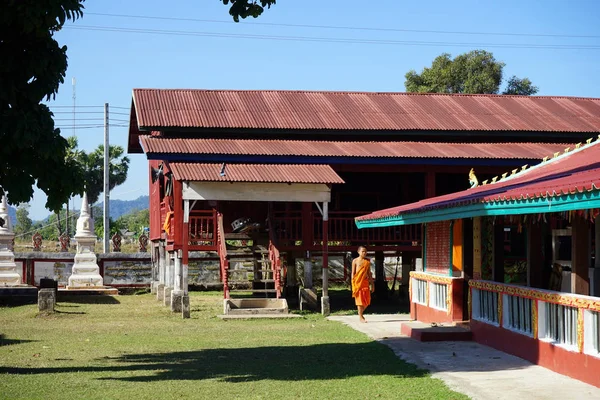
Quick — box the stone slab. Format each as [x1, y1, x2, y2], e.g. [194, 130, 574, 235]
[217, 314, 302, 320]
[58, 287, 118, 296]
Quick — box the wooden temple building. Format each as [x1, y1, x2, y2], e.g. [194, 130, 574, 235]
[357, 135, 600, 387]
[127, 89, 597, 314]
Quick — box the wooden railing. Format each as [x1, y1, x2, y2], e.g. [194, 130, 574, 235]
[189, 210, 218, 250]
[313, 211, 421, 245]
[271, 210, 421, 247]
[469, 280, 600, 355]
[271, 211, 302, 245]
[217, 212, 230, 299]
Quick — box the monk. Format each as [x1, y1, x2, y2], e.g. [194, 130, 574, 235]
[351, 246, 374, 323]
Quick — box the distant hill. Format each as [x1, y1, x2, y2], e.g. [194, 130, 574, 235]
[32, 195, 150, 224]
[95, 195, 149, 220]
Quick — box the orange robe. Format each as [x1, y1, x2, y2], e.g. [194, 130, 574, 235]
[352, 258, 371, 307]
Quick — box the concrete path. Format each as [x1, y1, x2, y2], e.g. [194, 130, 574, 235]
[328, 314, 600, 400]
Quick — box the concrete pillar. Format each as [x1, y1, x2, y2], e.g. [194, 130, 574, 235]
[150, 243, 158, 294]
[493, 219, 505, 283]
[401, 253, 414, 286]
[171, 290, 183, 312]
[571, 214, 590, 295]
[374, 250, 388, 298]
[38, 288, 55, 313]
[591, 215, 600, 296]
[163, 286, 172, 307]
[304, 251, 313, 289]
[527, 222, 544, 289]
[174, 253, 182, 291]
[182, 206, 190, 319]
[321, 202, 329, 316]
[182, 294, 190, 318]
[157, 242, 165, 301]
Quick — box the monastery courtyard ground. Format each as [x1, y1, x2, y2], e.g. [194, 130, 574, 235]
[1, 291, 599, 399]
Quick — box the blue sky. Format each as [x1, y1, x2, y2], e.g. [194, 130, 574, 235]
[30, 0, 600, 220]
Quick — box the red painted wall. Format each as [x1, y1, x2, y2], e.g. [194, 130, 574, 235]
[425, 221, 451, 274]
[471, 320, 600, 388]
[410, 277, 464, 323]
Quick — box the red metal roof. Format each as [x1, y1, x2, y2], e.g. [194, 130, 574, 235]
[132, 89, 600, 133]
[358, 140, 600, 221]
[169, 163, 344, 184]
[140, 137, 567, 160]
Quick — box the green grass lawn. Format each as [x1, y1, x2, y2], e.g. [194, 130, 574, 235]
[0, 292, 467, 400]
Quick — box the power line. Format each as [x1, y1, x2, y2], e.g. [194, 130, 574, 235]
[63, 25, 600, 50]
[86, 12, 600, 39]
[55, 124, 128, 129]
[51, 111, 130, 116]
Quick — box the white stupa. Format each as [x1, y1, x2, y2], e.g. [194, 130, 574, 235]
[67, 192, 104, 288]
[0, 195, 22, 286]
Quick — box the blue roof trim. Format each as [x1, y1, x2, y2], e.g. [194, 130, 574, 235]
[355, 190, 600, 228]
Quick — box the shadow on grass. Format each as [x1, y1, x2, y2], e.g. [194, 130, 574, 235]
[56, 296, 121, 305]
[0, 342, 427, 382]
[0, 334, 38, 347]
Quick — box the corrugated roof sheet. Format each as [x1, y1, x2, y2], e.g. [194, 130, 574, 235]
[140, 137, 567, 160]
[358, 139, 600, 222]
[132, 89, 600, 133]
[169, 163, 344, 184]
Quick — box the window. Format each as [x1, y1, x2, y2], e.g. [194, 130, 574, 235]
[412, 278, 427, 305]
[472, 289, 499, 325]
[503, 294, 533, 335]
[429, 282, 448, 311]
[542, 302, 578, 347]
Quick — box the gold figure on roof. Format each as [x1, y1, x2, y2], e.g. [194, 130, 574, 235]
[469, 168, 479, 188]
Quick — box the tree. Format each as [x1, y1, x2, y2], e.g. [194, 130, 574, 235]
[75, 143, 130, 206]
[15, 204, 33, 236]
[502, 76, 539, 96]
[1, 1, 86, 211]
[405, 50, 537, 95]
[222, 0, 276, 22]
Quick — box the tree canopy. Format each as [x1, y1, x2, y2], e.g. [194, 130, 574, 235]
[222, 0, 276, 22]
[68, 137, 130, 205]
[404, 50, 538, 96]
[1, 1, 86, 211]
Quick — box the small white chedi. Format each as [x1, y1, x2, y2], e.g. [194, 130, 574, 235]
[0, 195, 22, 286]
[67, 192, 104, 288]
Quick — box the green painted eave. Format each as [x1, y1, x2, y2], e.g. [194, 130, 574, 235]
[356, 190, 600, 229]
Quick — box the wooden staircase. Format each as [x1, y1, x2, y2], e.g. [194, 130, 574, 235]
[226, 246, 282, 297]
[216, 213, 284, 300]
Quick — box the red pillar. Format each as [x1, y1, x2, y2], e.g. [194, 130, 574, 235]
[425, 171, 436, 198]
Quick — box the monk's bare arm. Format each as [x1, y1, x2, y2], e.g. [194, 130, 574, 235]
[351, 259, 357, 279]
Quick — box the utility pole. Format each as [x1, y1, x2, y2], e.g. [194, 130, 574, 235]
[67, 77, 76, 237]
[103, 103, 110, 253]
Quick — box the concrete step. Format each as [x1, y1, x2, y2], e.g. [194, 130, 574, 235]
[218, 314, 301, 320]
[400, 321, 472, 342]
[228, 288, 278, 293]
[227, 307, 285, 315]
